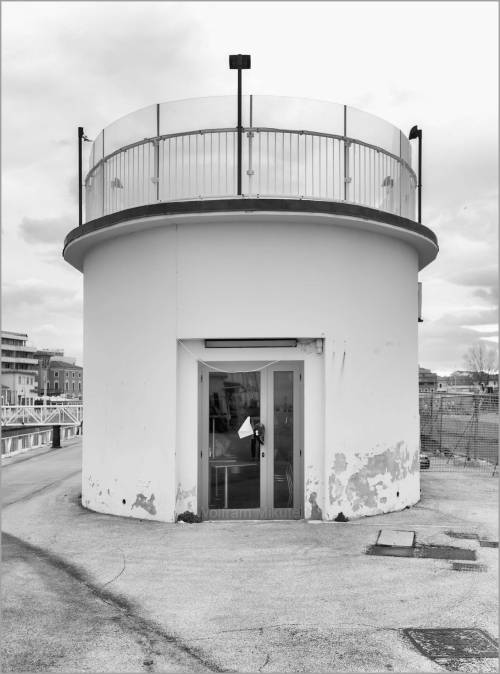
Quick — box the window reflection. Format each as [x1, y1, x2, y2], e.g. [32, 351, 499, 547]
[208, 372, 260, 509]
[274, 372, 294, 508]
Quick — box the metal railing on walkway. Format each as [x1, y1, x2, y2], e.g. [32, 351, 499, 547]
[1, 425, 80, 457]
[1, 405, 83, 427]
[419, 392, 498, 473]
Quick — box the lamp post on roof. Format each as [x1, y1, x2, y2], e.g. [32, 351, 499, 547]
[229, 54, 251, 196]
[409, 125, 422, 224]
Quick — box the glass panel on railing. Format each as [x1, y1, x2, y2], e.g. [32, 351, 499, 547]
[85, 163, 104, 222]
[103, 104, 157, 157]
[251, 96, 344, 136]
[90, 131, 104, 169]
[159, 96, 244, 136]
[400, 130, 412, 164]
[346, 106, 400, 157]
[159, 130, 237, 200]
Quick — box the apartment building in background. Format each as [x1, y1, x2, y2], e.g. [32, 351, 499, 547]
[1, 331, 38, 404]
[46, 360, 83, 399]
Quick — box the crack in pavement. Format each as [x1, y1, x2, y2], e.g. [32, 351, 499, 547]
[2, 532, 226, 672]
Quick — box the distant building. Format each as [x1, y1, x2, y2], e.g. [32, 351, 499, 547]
[47, 360, 83, 399]
[448, 370, 474, 387]
[1, 331, 38, 404]
[34, 348, 64, 396]
[418, 366, 438, 392]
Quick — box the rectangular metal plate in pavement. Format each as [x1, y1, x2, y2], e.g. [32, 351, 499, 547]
[367, 544, 476, 560]
[445, 531, 479, 540]
[376, 529, 415, 547]
[451, 562, 487, 572]
[403, 628, 498, 659]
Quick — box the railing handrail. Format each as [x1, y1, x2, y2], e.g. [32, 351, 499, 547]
[1, 404, 84, 427]
[86, 125, 416, 183]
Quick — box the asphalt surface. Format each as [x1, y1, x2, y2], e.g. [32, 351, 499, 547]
[2, 532, 212, 672]
[2, 442, 213, 673]
[2, 439, 498, 672]
[2, 439, 82, 507]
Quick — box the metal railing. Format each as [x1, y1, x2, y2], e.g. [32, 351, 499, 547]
[1, 425, 80, 457]
[419, 393, 498, 473]
[1, 405, 83, 427]
[85, 126, 416, 222]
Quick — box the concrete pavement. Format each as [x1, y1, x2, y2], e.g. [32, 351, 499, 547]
[2, 438, 498, 672]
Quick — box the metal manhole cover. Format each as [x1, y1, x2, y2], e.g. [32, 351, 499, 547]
[403, 628, 498, 659]
[366, 545, 476, 560]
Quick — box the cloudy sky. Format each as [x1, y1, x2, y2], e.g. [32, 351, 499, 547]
[2, 1, 498, 374]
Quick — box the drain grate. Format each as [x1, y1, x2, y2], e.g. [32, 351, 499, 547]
[367, 544, 476, 560]
[445, 531, 479, 540]
[479, 540, 498, 548]
[403, 628, 498, 659]
[451, 562, 487, 572]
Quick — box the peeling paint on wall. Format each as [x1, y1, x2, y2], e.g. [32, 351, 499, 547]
[327, 442, 418, 518]
[333, 453, 347, 474]
[131, 493, 157, 515]
[305, 470, 322, 519]
[308, 492, 323, 520]
[175, 483, 197, 514]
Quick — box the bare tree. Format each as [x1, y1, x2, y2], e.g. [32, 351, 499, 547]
[463, 342, 499, 385]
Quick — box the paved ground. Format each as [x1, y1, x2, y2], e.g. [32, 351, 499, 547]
[2, 439, 498, 672]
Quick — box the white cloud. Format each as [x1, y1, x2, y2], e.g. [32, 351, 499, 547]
[19, 216, 73, 245]
[2, 1, 498, 372]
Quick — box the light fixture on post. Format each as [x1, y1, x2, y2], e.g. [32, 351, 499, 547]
[229, 54, 251, 196]
[409, 125, 422, 224]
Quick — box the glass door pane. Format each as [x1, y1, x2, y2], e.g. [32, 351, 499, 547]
[208, 372, 261, 510]
[273, 371, 294, 509]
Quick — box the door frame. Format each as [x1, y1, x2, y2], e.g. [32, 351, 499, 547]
[197, 360, 304, 520]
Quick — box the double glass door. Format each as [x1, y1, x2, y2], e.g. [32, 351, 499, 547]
[199, 362, 303, 519]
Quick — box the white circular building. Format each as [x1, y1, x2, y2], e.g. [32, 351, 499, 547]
[64, 95, 438, 522]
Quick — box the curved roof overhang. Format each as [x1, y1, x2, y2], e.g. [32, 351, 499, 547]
[63, 198, 438, 272]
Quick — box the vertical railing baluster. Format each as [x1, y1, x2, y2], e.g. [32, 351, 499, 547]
[266, 132, 269, 195]
[325, 137, 328, 200]
[274, 132, 277, 194]
[202, 134, 206, 196]
[281, 132, 285, 195]
[188, 134, 191, 198]
[225, 131, 228, 196]
[297, 133, 300, 196]
[258, 131, 261, 195]
[209, 133, 213, 196]
[218, 132, 221, 196]
[195, 134, 198, 197]
[305, 134, 308, 196]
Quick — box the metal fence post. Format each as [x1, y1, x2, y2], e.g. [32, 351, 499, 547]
[439, 395, 444, 452]
[52, 425, 61, 449]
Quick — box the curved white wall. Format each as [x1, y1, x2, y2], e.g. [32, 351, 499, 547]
[81, 213, 420, 521]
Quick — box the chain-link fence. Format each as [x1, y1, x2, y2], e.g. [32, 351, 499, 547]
[419, 392, 498, 473]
